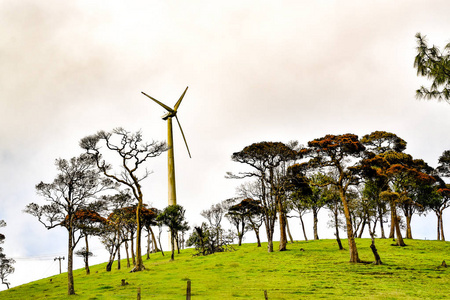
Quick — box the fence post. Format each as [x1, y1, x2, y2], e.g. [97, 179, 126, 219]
[186, 280, 191, 300]
[137, 287, 141, 300]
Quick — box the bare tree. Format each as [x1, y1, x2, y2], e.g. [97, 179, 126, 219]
[80, 128, 166, 272]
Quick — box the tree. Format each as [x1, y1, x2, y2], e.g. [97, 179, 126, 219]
[414, 33, 450, 102]
[433, 187, 450, 241]
[362, 178, 388, 239]
[102, 211, 128, 272]
[361, 131, 407, 239]
[364, 150, 436, 244]
[291, 173, 330, 240]
[72, 209, 106, 275]
[115, 206, 138, 268]
[157, 205, 189, 261]
[432, 150, 450, 240]
[80, 128, 167, 272]
[200, 200, 233, 245]
[301, 134, 366, 263]
[284, 163, 312, 242]
[24, 154, 114, 295]
[360, 131, 407, 154]
[324, 184, 345, 250]
[228, 141, 297, 252]
[140, 206, 158, 259]
[228, 198, 264, 247]
[75, 247, 93, 274]
[226, 200, 250, 246]
[0, 221, 15, 290]
[186, 223, 235, 256]
[99, 191, 134, 271]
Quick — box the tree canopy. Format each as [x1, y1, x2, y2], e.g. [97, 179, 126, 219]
[414, 33, 450, 102]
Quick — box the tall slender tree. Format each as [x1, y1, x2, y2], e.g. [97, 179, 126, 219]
[302, 134, 366, 263]
[228, 142, 297, 252]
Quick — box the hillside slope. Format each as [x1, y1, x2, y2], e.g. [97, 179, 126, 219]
[1, 239, 449, 299]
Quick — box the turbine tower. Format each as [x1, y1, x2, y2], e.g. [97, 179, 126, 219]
[141, 87, 191, 206]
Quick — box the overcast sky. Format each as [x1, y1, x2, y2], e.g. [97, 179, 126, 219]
[1, 0, 450, 290]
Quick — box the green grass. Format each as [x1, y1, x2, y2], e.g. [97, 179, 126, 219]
[1, 239, 449, 299]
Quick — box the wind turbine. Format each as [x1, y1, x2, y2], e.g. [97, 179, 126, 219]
[141, 86, 191, 207]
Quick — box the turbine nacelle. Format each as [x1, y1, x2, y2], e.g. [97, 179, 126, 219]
[141, 86, 191, 158]
[162, 111, 176, 120]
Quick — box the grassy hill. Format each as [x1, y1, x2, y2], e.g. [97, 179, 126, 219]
[1, 239, 449, 299]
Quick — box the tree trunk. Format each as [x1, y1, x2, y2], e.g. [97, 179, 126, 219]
[368, 222, 382, 265]
[440, 211, 445, 241]
[340, 190, 360, 263]
[117, 245, 121, 270]
[379, 208, 386, 239]
[67, 225, 75, 295]
[299, 213, 308, 241]
[334, 212, 344, 250]
[394, 214, 406, 247]
[278, 197, 287, 251]
[131, 231, 136, 266]
[157, 229, 165, 256]
[358, 217, 366, 238]
[170, 233, 175, 261]
[84, 235, 90, 275]
[106, 261, 113, 272]
[263, 204, 275, 253]
[436, 211, 441, 241]
[134, 199, 144, 271]
[389, 202, 395, 239]
[255, 228, 261, 247]
[286, 217, 294, 243]
[370, 239, 382, 265]
[146, 231, 151, 259]
[106, 239, 117, 272]
[313, 208, 319, 240]
[265, 214, 274, 253]
[149, 227, 159, 252]
[125, 240, 130, 268]
[405, 214, 413, 239]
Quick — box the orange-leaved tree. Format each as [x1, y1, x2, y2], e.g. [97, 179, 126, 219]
[301, 134, 366, 263]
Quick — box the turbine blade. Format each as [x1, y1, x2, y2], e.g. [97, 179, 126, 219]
[175, 115, 192, 158]
[174, 86, 189, 111]
[141, 91, 174, 113]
